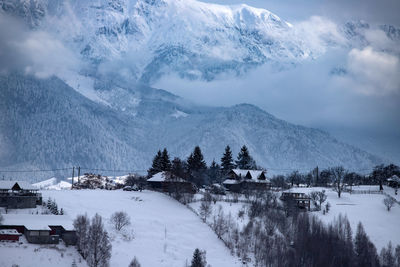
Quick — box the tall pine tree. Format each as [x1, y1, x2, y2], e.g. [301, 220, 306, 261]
[220, 145, 235, 173]
[147, 150, 163, 177]
[208, 159, 222, 183]
[161, 148, 171, 171]
[171, 157, 186, 179]
[187, 146, 207, 172]
[235, 145, 257, 170]
[190, 248, 206, 267]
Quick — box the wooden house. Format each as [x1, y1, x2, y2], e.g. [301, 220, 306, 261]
[0, 181, 42, 209]
[387, 175, 400, 188]
[223, 169, 271, 192]
[147, 172, 196, 193]
[280, 192, 311, 210]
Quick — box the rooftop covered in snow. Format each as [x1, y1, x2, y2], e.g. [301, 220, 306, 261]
[0, 181, 37, 191]
[1, 214, 75, 231]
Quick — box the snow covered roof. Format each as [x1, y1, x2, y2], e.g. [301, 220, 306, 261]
[147, 172, 187, 183]
[0, 181, 37, 191]
[388, 175, 400, 183]
[0, 229, 21, 235]
[1, 214, 75, 231]
[230, 169, 270, 183]
[223, 179, 240, 185]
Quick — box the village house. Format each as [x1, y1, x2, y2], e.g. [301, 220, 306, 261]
[223, 169, 271, 192]
[280, 192, 311, 210]
[387, 175, 400, 188]
[0, 181, 42, 209]
[0, 214, 77, 245]
[147, 171, 197, 193]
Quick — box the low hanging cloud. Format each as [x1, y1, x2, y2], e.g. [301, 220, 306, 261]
[0, 14, 82, 78]
[343, 46, 400, 95]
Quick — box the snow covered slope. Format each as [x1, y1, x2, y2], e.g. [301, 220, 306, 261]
[33, 177, 72, 190]
[0, 73, 381, 180]
[41, 189, 241, 266]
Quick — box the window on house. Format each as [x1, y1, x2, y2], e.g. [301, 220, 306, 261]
[30, 231, 39, 236]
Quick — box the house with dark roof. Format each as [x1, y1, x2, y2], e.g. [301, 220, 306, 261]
[387, 175, 400, 188]
[0, 181, 42, 209]
[223, 169, 271, 192]
[147, 172, 196, 193]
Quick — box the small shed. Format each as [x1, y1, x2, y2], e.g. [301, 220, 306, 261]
[0, 229, 21, 242]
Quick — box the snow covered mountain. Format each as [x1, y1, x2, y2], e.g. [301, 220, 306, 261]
[0, 73, 380, 181]
[1, 0, 344, 84]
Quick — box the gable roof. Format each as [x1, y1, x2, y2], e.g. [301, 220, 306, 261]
[0, 181, 37, 191]
[147, 172, 186, 183]
[231, 169, 270, 182]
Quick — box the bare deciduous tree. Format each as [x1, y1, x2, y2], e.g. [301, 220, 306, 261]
[310, 190, 328, 210]
[383, 196, 395, 211]
[199, 201, 211, 222]
[87, 214, 112, 267]
[330, 166, 347, 198]
[110, 211, 131, 231]
[73, 214, 90, 258]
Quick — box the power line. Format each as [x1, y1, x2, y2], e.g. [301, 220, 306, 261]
[0, 167, 73, 173]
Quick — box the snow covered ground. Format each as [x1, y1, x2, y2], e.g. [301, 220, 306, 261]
[282, 186, 400, 250]
[39, 190, 241, 267]
[0, 236, 86, 267]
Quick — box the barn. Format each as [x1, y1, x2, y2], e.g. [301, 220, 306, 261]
[0, 214, 77, 245]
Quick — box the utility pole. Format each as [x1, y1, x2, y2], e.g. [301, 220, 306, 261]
[78, 166, 81, 184]
[71, 167, 75, 189]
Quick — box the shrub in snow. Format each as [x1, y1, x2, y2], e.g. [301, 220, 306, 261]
[383, 196, 395, 211]
[128, 257, 141, 267]
[199, 201, 211, 223]
[325, 202, 331, 213]
[190, 248, 207, 267]
[309, 190, 327, 211]
[110, 211, 131, 231]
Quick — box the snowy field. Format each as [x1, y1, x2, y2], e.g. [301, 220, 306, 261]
[0, 236, 86, 267]
[190, 186, 400, 251]
[282, 186, 400, 250]
[38, 190, 241, 267]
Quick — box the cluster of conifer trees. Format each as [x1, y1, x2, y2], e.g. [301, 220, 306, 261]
[147, 145, 258, 186]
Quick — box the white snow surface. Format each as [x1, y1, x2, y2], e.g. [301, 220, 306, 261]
[39, 189, 241, 267]
[283, 186, 400, 250]
[33, 178, 72, 190]
[0, 236, 87, 267]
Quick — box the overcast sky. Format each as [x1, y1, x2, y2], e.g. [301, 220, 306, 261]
[156, 0, 400, 163]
